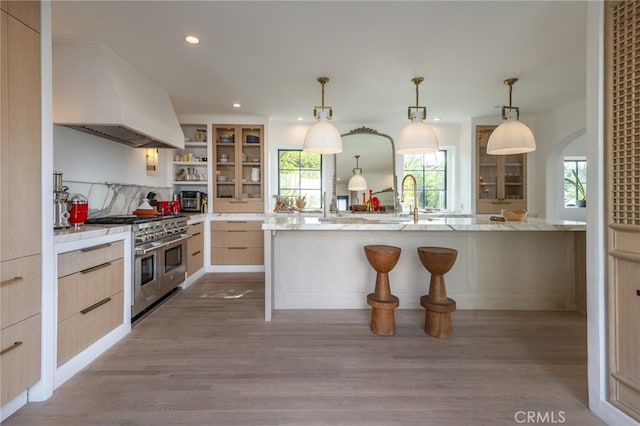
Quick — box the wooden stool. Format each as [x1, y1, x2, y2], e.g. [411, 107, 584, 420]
[417, 247, 457, 338]
[364, 245, 401, 336]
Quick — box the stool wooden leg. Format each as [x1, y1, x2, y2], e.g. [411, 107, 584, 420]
[368, 294, 399, 336]
[425, 310, 452, 338]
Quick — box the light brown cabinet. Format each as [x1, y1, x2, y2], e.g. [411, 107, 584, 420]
[186, 222, 204, 276]
[0, 1, 41, 407]
[211, 221, 263, 265]
[475, 125, 527, 214]
[0, 314, 40, 406]
[1, 4, 41, 262]
[1, 255, 41, 406]
[212, 125, 264, 213]
[57, 241, 125, 366]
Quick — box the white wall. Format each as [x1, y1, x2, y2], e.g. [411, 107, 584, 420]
[53, 125, 172, 187]
[530, 98, 587, 219]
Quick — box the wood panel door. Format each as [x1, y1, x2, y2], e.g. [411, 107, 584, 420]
[605, 1, 640, 420]
[0, 7, 41, 262]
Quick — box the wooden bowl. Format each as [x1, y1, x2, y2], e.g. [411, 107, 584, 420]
[352, 204, 367, 212]
[501, 209, 528, 221]
[133, 208, 157, 217]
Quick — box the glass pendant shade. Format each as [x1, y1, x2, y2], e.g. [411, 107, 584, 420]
[348, 170, 367, 191]
[486, 118, 536, 155]
[303, 111, 342, 154]
[397, 117, 439, 154]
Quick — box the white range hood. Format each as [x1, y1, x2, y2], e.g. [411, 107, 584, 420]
[53, 40, 184, 149]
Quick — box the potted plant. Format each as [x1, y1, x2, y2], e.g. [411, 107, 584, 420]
[565, 169, 586, 207]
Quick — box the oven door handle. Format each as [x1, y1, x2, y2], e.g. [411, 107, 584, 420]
[135, 242, 168, 256]
[163, 233, 192, 245]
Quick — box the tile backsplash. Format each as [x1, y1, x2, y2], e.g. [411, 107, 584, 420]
[63, 181, 172, 217]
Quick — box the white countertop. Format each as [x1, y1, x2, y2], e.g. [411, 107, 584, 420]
[54, 224, 130, 244]
[262, 214, 586, 231]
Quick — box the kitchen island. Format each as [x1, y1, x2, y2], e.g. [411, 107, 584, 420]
[262, 214, 586, 321]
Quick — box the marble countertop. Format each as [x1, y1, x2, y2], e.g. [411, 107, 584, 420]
[54, 224, 131, 244]
[262, 214, 586, 232]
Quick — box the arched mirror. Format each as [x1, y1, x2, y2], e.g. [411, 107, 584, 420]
[333, 127, 398, 212]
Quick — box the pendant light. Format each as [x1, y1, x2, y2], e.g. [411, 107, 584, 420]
[348, 155, 367, 191]
[303, 77, 342, 154]
[486, 78, 536, 155]
[397, 77, 439, 154]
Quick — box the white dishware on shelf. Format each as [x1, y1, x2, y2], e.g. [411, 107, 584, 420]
[251, 167, 260, 182]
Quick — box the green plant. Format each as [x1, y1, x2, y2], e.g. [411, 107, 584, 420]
[565, 169, 586, 200]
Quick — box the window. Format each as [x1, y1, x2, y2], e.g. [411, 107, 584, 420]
[402, 150, 448, 210]
[563, 158, 587, 207]
[278, 150, 323, 209]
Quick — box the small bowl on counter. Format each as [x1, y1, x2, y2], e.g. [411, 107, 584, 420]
[501, 209, 528, 221]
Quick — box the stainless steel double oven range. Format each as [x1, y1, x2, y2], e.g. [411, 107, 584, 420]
[85, 214, 190, 320]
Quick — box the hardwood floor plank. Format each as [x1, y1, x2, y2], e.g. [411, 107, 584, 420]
[4, 273, 603, 425]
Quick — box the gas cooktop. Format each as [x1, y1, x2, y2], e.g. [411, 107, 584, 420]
[85, 214, 185, 225]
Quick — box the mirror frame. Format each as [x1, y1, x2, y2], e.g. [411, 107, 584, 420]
[331, 127, 399, 213]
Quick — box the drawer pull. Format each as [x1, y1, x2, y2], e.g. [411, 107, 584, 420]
[1, 341, 23, 356]
[230, 201, 249, 204]
[637, 290, 640, 297]
[192, 250, 201, 256]
[80, 297, 112, 315]
[81, 262, 112, 274]
[228, 247, 248, 250]
[490, 201, 511, 205]
[0, 276, 23, 286]
[80, 243, 112, 252]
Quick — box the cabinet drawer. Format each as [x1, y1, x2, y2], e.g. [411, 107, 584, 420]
[58, 257, 124, 322]
[58, 240, 124, 278]
[187, 222, 204, 239]
[1, 313, 40, 405]
[212, 230, 263, 248]
[1, 254, 40, 329]
[211, 221, 262, 232]
[187, 224, 204, 276]
[214, 200, 264, 213]
[211, 247, 263, 265]
[57, 291, 123, 367]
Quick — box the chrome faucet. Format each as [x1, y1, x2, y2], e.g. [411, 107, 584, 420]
[401, 174, 419, 223]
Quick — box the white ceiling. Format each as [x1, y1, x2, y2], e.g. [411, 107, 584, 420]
[51, 1, 587, 125]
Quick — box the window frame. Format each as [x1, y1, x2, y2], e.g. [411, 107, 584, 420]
[277, 149, 323, 209]
[563, 157, 587, 207]
[401, 149, 449, 211]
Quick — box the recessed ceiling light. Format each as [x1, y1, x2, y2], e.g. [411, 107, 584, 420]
[185, 35, 200, 45]
[233, 103, 241, 108]
[433, 117, 441, 122]
[296, 117, 304, 121]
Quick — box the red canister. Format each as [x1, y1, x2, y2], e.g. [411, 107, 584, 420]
[68, 194, 88, 228]
[171, 200, 181, 214]
[156, 200, 172, 215]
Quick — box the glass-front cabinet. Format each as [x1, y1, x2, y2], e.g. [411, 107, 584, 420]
[212, 124, 264, 213]
[476, 125, 527, 214]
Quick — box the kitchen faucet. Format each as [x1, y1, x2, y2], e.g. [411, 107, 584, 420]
[401, 174, 419, 223]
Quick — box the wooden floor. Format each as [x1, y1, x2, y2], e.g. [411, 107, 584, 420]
[5, 273, 603, 426]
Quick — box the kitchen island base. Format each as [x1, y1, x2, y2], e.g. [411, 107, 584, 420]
[263, 217, 586, 321]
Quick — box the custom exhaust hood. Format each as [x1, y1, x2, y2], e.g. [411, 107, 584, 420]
[53, 41, 184, 149]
